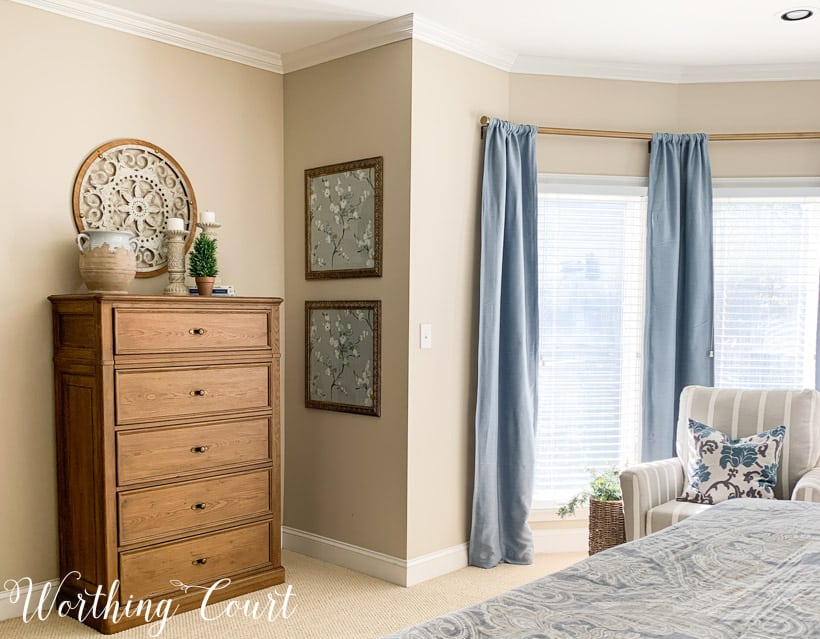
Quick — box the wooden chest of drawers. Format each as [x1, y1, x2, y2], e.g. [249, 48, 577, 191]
[49, 294, 284, 634]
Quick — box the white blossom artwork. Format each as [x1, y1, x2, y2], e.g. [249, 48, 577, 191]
[306, 301, 381, 416]
[305, 157, 383, 279]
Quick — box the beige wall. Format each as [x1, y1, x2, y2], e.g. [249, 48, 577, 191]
[406, 41, 508, 558]
[678, 81, 820, 177]
[510, 74, 680, 177]
[0, 2, 284, 583]
[283, 41, 413, 558]
[510, 74, 820, 178]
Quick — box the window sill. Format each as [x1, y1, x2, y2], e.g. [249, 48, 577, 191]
[529, 506, 588, 523]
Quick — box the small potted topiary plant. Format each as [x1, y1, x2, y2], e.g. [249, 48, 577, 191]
[188, 234, 218, 296]
[557, 466, 625, 555]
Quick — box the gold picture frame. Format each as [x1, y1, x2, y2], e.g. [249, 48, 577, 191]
[305, 300, 381, 417]
[304, 157, 383, 279]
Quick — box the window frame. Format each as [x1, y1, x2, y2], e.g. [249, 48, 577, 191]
[711, 176, 820, 391]
[530, 175, 820, 517]
[533, 174, 648, 513]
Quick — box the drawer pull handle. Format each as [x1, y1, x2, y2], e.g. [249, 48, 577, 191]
[190, 445, 210, 454]
[191, 502, 208, 510]
[192, 557, 208, 566]
[189, 328, 208, 336]
[190, 389, 208, 397]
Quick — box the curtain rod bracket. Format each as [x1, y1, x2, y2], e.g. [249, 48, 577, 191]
[480, 115, 490, 140]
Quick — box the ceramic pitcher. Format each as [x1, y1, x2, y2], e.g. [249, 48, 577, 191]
[76, 230, 138, 293]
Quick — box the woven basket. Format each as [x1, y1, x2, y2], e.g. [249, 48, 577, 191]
[588, 498, 626, 555]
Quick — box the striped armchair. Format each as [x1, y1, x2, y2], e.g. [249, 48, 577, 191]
[620, 386, 820, 541]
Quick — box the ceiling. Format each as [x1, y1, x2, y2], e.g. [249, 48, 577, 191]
[23, 0, 820, 78]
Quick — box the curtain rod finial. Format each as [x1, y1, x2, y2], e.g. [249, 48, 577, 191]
[480, 115, 491, 126]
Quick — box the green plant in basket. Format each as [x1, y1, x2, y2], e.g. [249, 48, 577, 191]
[557, 466, 622, 518]
[188, 234, 219, 278]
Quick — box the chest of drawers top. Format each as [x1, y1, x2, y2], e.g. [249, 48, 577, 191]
[49, 294, 282, 362]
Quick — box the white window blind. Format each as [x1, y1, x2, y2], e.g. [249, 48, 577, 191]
[535, 177, 646, 507]
[713, 183, 820, 389]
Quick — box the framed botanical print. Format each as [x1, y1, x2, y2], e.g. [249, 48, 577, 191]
[305, 300, 381, 416]
[305, 157, 383, 279]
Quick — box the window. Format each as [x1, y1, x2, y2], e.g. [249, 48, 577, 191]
[713, 179, 820, 389]
[533, 176, 820, 509]
[534, 176, 646, 507]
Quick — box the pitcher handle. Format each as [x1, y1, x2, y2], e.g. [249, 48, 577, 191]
[76, 233, 90, 254]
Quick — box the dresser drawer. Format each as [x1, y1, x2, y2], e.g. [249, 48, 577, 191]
[114, 309, 271, 355]
[115, 364, 270, 424]
[119, 521, 272, 599]
[117, 418, 271, 485]
[119, 469, 271, 544]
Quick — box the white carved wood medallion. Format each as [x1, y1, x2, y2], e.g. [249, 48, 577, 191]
[73, 139, 197, 277]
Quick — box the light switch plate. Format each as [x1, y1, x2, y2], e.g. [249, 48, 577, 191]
[420, 323, 433, 349]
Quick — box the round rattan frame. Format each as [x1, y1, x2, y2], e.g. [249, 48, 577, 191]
[72, 139, 197, 278]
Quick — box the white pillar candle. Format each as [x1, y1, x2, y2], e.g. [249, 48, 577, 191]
[200, 210, 216, 224]
[166, 217, 184, 231]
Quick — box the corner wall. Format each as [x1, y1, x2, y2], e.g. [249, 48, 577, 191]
[407, 41, 509, 559]
[282, 41, 413, 559]
[0, 2, 284, 585]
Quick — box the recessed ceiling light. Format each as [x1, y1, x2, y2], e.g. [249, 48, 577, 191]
[781, 8, 814, 20]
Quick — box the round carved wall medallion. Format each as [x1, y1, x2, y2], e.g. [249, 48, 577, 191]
[73, 139, 197, 277]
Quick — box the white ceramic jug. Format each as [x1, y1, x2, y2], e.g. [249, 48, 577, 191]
[76, 230, 138, 293]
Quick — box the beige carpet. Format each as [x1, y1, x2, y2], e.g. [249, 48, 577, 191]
[0, 550, 585, 639]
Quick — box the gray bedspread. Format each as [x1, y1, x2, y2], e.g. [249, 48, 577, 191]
[385, 499, 820, 638]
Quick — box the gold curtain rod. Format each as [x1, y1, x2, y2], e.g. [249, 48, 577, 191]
[479, 115, 820, 141]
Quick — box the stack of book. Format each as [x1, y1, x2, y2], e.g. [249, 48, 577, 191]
[188, 284, 236, 296]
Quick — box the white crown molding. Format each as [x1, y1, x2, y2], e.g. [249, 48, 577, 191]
[512, 55, 686, 83]
[513, 55, 820, 84]
[282, 13, 518, 74]
[411, 15, 517, 72]
[679, 62, 820, 83]
[10, 0, 283, 73]
[12, 1, 820, 82]
[282, 13, 414, 74]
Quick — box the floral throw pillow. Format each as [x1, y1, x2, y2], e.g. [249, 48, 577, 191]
[678, 419, 786, 505]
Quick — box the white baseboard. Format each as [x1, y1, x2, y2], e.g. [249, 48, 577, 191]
[282, 526, 468, 587]
[405, 543, 468, 587]
[532, 527, 588, 554]
[282, 526, 407, 585]
[0, 578, 59, 622]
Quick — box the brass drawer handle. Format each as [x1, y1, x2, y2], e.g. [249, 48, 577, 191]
[189, 328, 208, 336]
[192, 557, 208, 566]
[190, 445, 210, 454]
[191, 502, 208, 510]
[190, 389, 208, 397]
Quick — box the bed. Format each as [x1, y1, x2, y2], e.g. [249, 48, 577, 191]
[385, 499, 820, 638]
